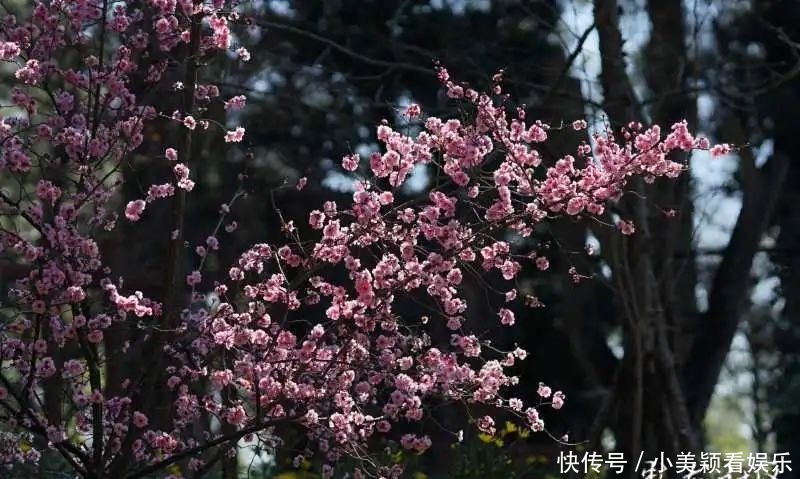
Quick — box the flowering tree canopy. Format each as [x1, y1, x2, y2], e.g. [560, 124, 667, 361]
[0, 1, 729, 478]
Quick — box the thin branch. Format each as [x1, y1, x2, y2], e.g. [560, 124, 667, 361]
[124, 420, 292, 479]
[254, 19, 434, 76]
[542, 22, 596, 107]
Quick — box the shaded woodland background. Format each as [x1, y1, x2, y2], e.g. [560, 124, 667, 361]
[3, 0, 800, 477]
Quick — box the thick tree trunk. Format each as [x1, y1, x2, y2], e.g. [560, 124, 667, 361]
[593, 0, 702, 467]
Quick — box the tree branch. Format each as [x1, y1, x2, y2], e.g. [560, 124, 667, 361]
[123, 421, 287, 479]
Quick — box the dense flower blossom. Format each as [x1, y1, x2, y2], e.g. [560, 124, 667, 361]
[236, 46, 251, 62]
[710, 143, 732, 157]
[125, 200, 147, 221]
[552, 391, 566, 410]
[0, 1, 730, 477]
[618, 219, 636, 235]
[224, 95, 247, 111]
[224, 126, 245, 143]
[0, 41, 20, 60]
[499, 308, 516, 326]
[342, 153, 360, 171]
[183, 115, 197, 130]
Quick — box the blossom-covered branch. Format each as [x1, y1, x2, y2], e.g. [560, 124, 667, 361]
[0, 1, 729, 478]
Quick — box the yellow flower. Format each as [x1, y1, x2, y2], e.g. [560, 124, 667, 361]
[166, 463, 182, 477]
[504, 421, 518, 434]
[276, 469, 317, 479]
[478, 433, 494, 443]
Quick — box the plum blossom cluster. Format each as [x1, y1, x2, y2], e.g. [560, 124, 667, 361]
[0, 1, 730, 479]
[171, 71, 726, 476]
[0, 0, 253, 476]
